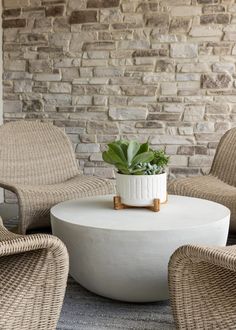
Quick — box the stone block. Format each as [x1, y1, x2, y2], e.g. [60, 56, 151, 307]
[87, 121, 119, 134]
[151, 135, 195, 145]
[82, 42, 115, 51]
[14, 80, 33, 93]
[46, 5, 65, 17]
[177, 63, 211, 73]
[94, 67, 123, 77]
[212, 62, 235, 74]
[169, 17, 191, 33]
[76, 143, 100, 153]
[189, 155, 213, 167]
[100, 8, 122, 23]
[197, 0, 218, 3]
[183, 105, 205, 122]
[29, 60, 52, 73]
[87, 0, 119, 8]
[163, 104, 184, 113]
[143, 73, 175, 84]
[145, 13, 169, 30]
[109, 107, 148, 120]
[3, 100, 22, 112]
[170, 43, 198, 58]
[61, 68, 79, 81]
[4, 0, 29, 8]
[194, 122, 215, 133]
[203, 5, 225, 14]
[34, 17, 52, 29]
[53, 17, 70, 32]
[133, 48, 169, 57]
[201, 74, 232, 89]
[72, 96, 93, 105]
[147, 113, 181, 121]
[4, 60, 26, 71]
[19, 33, 48, 45]
[161, 82, 177, 96]
[200, 14, 230, 24]
[70, 10, 97, 24]
[178, 126, 194, 135]
[49, 33, 71, 48]
[224, 32, 236, 41]
[84, 51, 109, 59]
[3, 18, 26, 28]
[170, 6, 201, 16]
[176, 73, 201, 81]
[121, 86, 157, 96]
[49, 82, 72, 93]
[3, 8, 21, 17]
[94, 95, 108, 106]
[22, 99, 43, 112]
[34, 73, 61, 81]
[169, 155, 188, 167]
[117, 40, 149, 50]
[190, 26, 222, 37]
[206, 103, 230, 114]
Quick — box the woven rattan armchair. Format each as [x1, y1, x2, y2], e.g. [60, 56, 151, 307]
[0, 121, 115, 234]
[168, 127, 236, 231]
[0, 217, 68, 330]
[169, 244, 236, 329]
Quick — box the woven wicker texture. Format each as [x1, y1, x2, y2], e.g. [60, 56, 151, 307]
[168, 128, 236, 232]
[0, 217, 69, 330]
[168, 244, 236, 329]
[0, 121, 115, 234]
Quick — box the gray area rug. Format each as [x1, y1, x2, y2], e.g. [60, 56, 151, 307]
[57, 277, 174, 330]
[5, 217, 236, 330]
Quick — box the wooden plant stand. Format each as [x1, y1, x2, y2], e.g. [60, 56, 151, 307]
[113, 196, 166, 212]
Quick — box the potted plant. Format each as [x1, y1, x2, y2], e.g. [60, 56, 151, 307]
[102, 140, 169, 207]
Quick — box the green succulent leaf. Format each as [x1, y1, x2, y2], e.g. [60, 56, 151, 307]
[138, 141, 149, 154]
[102, 151, 117, 165]
[131, 151, 154, 167]
[130, 167, 147, 175]
[102, 149, 124, 166]
[108, 142, 127, 164]
[116, 164, 130, 175]
[117, 140, 128, 160]
[127, 141, 140, 164]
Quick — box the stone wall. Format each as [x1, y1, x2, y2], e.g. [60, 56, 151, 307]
[2, 0, 236, 181]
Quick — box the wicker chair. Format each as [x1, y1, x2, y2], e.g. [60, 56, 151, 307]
[169, 244, 236, 329]
[0, 217, 68, 330]
[0, 121, 115, 234]
[168, 127, 236, 231]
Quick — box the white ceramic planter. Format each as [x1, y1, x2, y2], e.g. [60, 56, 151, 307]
[116, 172, 167, 206]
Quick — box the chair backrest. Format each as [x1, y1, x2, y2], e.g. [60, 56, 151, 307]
[0, 121, 79, 185]
[210, 127, 236, 187]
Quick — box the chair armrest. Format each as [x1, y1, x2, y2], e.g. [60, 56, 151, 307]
[0, 221, 69, 262]
[169, 244, 236, 273]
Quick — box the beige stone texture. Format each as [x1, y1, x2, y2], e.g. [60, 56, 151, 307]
[2, 0, 236, 178]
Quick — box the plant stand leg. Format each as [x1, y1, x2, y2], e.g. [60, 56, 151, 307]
[114, 196, 126, 210]
[151, 198, 160, 212]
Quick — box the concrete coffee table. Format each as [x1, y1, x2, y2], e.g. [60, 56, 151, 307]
[51, 195, 230, 302]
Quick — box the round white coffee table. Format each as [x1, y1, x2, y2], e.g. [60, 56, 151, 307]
[51, 195, 230, 303]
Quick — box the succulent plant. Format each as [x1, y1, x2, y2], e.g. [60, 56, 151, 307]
[102, 139, 169, 175]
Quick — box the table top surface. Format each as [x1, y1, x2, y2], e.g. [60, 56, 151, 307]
[50, 195, 230, 231]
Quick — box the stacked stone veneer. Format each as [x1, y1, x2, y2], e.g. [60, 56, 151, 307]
[2, 0, 236, 181]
